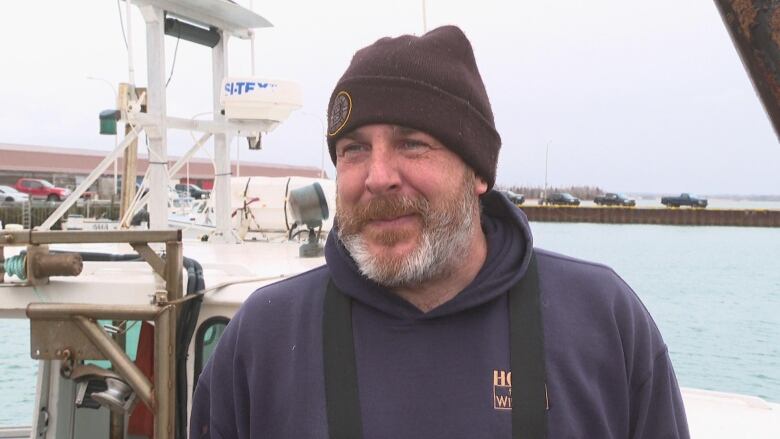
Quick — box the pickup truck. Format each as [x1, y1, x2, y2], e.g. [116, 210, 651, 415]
[661, 193, 708, 208]
[540, 192, 580, 206]
[594, 193, 636, 207]
[14, 178, 71, 201]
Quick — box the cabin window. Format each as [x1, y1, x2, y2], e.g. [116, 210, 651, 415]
[193, 316, 230, 389]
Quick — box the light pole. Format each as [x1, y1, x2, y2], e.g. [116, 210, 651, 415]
[421, 0, 428, 33]
[300, 111, 327, 178]
[87, 76, 119, 196]
[543, 140, 551, 203]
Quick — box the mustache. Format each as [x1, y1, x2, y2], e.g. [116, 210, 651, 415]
[338, 195, 430, 235]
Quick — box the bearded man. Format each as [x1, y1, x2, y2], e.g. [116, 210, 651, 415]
[191, 26, 689, 439]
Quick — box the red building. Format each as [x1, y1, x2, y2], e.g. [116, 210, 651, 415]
[0, 143, 327, 196]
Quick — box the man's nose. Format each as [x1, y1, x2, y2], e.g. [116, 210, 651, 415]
[364, 148, 401, 195]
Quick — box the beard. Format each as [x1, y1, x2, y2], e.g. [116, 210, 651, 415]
[336, 172, 480, 288]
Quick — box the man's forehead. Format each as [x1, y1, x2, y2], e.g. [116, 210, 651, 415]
[341, 124, 431, 140]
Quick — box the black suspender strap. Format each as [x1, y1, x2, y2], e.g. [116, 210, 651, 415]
[323, 253, 547, 439]
[323, 279, 364, 439]
[509, 254, 548, 438]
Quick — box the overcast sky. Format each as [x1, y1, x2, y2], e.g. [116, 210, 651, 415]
[1, 0, 777, 195]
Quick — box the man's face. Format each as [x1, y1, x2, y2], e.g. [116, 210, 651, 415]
[334, 124, 488, 287]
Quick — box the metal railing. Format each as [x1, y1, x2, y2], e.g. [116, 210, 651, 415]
[0, 200, 121, 229]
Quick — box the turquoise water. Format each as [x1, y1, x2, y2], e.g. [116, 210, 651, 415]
[530, 223, 780, 403]
[1, 223, 779, 426]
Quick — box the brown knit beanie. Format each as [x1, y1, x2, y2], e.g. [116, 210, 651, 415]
[326, 25, 501, 189]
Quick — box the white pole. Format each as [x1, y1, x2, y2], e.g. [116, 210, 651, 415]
[213, 31, 234, 241]
[127, 0, 135, 84]
[141, 6, 169, 229]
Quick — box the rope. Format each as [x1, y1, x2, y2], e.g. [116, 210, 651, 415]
[4, 255, 27, 280]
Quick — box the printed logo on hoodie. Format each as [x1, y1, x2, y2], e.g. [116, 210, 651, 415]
[493, 369, 512, 409]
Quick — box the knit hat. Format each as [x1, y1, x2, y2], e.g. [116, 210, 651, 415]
[326, 25, 502, 189]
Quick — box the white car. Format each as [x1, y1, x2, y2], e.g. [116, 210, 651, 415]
[0, 185, 29, 202]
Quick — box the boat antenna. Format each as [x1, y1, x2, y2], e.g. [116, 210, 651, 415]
[250, 0, 256, 75]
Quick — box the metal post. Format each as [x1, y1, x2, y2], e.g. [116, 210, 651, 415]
[154, 305, 175, 439]
[111, 319, 126, 439]
[212, 29, 234, 242]
[713, 0, 780, 141]
[141, 5, 169, 229]
[164, 240, 183, 302]
[118, 82, 140, 222]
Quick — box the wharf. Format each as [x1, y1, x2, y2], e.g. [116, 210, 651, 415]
[519, 206, 780, 227]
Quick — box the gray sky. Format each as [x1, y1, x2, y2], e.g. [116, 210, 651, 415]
[1, 0, 777, 195]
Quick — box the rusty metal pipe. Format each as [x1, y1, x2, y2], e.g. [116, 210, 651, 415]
[154, 305, 176, 439]
[73, 315, 154, 409]
[27, 304, 160, 321]
[0, 230, 181, 246]
[714, 0, 780, 141]
[30, 253, 83, 278]
[165, 241, 183, 302]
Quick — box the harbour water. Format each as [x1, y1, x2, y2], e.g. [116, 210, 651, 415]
[1, 221, 779, 426]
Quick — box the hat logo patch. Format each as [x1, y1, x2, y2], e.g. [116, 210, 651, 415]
[328, 91, 352, 136]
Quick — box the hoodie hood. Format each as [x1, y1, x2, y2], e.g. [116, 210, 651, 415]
[324, 190, 534, 319]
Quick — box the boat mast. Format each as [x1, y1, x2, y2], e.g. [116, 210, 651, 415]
[128, 0, 273, 241]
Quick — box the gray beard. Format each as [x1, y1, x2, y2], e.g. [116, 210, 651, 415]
[338, 189, 478, 288]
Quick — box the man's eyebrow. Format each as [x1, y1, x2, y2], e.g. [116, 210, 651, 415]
[338, 130, 369, 143]
[339, 125, 423, 143]
[392, 126, 423, 136]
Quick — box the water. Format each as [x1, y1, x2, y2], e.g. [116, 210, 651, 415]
[0, 320, 38, 426]
[1, 223, 779, 426]
[530, 222, 780, 403]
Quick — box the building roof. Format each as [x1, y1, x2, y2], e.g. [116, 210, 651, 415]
[0, 142, 326, 179]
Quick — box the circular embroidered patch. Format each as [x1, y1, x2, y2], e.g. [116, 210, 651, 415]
[328, 91, 352, 136]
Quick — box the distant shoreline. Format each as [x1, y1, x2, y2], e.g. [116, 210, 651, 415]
[497, 185, 780, 202]
[632, 194, 780, 202]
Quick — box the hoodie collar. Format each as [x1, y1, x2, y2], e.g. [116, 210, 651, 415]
[324, 190, 534, 320]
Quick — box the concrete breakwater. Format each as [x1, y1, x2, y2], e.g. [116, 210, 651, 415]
[520, 206, 780, 227]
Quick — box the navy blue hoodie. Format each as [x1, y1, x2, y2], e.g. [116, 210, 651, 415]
[191, 191, 689, 438]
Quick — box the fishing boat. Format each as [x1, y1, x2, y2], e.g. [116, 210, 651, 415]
[1, 0, 779, 438]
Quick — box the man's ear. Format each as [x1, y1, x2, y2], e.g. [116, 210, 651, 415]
[474, 174, 489, 196]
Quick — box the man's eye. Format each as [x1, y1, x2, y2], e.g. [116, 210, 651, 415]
[400, 140, 430, 151]
[337, 143, 368, 158]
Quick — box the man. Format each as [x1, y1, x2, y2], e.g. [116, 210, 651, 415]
[191, 26, 689, 438]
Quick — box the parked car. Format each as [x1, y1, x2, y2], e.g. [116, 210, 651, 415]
[14, 178, 70, 201]
[594, 192, 636, 207]
[661, 193, 708, 208]
[540, 192, 581, 206]
[175, 183, 210, 200]
[499, 190, 525, 205]
[0, 185, 29, 202]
